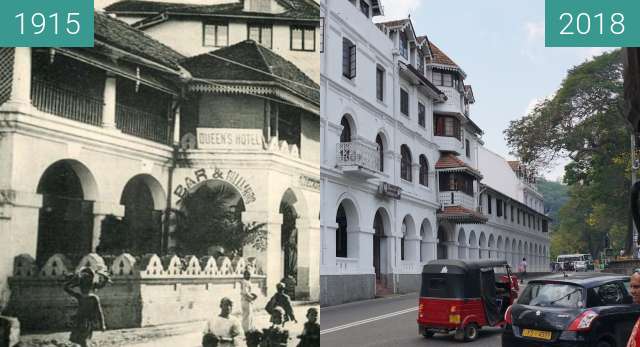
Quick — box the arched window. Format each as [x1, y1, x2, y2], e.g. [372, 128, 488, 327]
[401, 219, 407, 261]
[400, 145, 412, 181]
[340, 116, 352, 142]
[376, 134, 384, 172]
[419, 155, 429, 186]
[336, 204, 348, 258]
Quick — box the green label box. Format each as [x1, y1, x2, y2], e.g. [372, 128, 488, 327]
[546, 0, 640, 47]
[0, 0, 93, 47]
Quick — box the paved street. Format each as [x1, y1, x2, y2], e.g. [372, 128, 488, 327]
[321, 294, 503, 347]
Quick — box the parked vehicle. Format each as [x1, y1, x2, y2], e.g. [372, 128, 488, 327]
[417, 259, 518, 342]
[557, 254, 594, 271]
[502, 272, 640, 347]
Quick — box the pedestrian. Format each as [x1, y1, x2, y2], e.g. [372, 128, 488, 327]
[240, 268, 258, 332]
[265, 283, 297, 326]
[626, 270, 640, 346]
[63, 268, 107, 347]
[518, 257, 527, 284]
[203, 297, 244, 347]
[296, 308, 319, 347]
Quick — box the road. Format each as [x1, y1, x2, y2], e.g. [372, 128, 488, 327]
[321, 293, 503, 347]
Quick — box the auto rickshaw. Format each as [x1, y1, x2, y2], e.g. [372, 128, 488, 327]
[417, 259, 517, 342]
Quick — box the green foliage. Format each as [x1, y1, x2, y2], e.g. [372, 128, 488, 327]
[536, 178, 569, 230]
[506, 50, 632, 259]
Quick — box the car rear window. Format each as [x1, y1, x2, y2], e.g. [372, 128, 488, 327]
[420, 274, 466, 298]
[518, 282, 585, 308]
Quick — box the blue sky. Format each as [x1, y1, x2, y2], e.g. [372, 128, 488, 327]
[377, 0, 612, 181]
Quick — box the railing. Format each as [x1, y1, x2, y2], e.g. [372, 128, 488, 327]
[116, 103, 169, 145]
[31, 78, 104, 126]
[336, 142, 380, 172]
[439, 191, 475, 209]
[335, 257, 359, 274]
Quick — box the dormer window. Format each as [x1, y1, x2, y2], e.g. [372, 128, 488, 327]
[203, 22, 228, 47]
[432, 70, 454, 87]
[399, 32, 408, 59]
[359, 0, 370, 17]
[291, 26, 316, 51]
[247, 0, 271, 12]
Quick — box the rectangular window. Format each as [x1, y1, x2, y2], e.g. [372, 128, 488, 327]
[465, 139, 471, 157]
[248, 24, 272, 48]
[497, 199, 503, 217]
[504, 203, 507, 219]
[433, 71, 443, 86]
[443, 73, 453, 87]
[291, 26, 316, 51]
[517, 209, 520, 224]
[400, 89, 409, 116]
[203, 22, 228, 47]
[400, 34, 408, 59]
[487, 194, 492, 214]
[342, 38, 356, 79]
[418, 102, 425, 127]
[320, 17, 324, 53]
[511, 206, 514, 222]
[359, 0, 370, 17]
[434, 115, 461, 140]
[376, 66, 384, 101]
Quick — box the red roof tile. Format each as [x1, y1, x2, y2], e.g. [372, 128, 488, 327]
[435, 153, 467, 169]
[437, 206, 488, 224]
[427, 42, 459, 68]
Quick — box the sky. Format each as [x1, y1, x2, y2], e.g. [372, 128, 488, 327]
[376, 0, 612, 181]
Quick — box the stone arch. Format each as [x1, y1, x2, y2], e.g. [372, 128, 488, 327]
[336, 196, 360, 259]
[373, 207, 392, 279]
[401, 215, 417, 262]
[375, 132, 387, 172]
[400, 144, 413, 182]
[419, 218, 434, 263]
[457, 228, 467, 259]
[478, 232, 487, 259]
[511, 239, 517, 267]
[488, 234, 496, 259]
[278, 187, 311, 299]
[36, 159, 99, 262]
[437, 222, 455, 259]
[497, 236, 504, 260]
[468, 230, 478, 259]
[340, 113, 357, 142]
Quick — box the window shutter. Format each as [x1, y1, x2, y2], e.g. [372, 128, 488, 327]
[342, 39, 349, 77]
[349, 44, 357, 78]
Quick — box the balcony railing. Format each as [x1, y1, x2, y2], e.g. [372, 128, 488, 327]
[439, 191, 476, 210]
[336, 142, 380, 173]
[31, 78, 104, 126]
[116, 104, 169, 145]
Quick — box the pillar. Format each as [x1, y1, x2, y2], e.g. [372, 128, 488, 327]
[242, 210, 282, 297]
[2, 48, 32, 113]
[173, 105, 181, 145]
[102, 73, 117, 128]
[91, 201, 125, 251]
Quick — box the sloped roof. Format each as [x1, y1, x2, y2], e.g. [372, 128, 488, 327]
[376, 18, 416, 41]
[181, 40, 319, 103]
[94, 11, 184, 70]
[105, 0, 319, 22]
[427, 42, 459, 68]
[435, 153, 482, 178]
[437, 206, 488, 224]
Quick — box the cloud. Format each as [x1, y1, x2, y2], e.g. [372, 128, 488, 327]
[525, 21, 545, 42]
[521, 21, 545, 64]
[374, 0, 424, 22]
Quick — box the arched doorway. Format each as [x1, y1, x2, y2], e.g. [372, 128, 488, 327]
[437, 226, 448, 259]
[174, 180, 245, 255]
[373, 210, 384, 280]
[457, 229, 467, 259]
[36, 160, 96, 263]
[113, 175, 164, 255]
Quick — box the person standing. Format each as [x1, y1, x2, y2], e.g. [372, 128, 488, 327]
[297, 308, 319, 347]
[203, 298, 244, 347]
[63, 268, 107, 347]
[240, 269, 258, 332]
[518, 257, 528, 284]
[265, 283, 297, 326]
[626, 271, 640, 346]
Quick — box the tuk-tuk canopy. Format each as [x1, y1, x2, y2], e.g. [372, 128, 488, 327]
[422, 259, 509, 274]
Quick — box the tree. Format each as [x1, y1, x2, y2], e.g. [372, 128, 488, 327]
[506, 50, 632, 257]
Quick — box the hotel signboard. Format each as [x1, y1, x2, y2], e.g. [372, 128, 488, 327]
[197, 128, 264, 150]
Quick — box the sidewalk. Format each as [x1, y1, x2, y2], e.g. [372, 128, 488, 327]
[20, 303, 319, 347]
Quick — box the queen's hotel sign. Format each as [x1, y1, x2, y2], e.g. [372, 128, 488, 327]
[197, 128, 264, 150]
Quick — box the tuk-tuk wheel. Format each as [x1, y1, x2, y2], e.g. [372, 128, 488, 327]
[463, 324, 479, 342]
[422, 331, 434, 338]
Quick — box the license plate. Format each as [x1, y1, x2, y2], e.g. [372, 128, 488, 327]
[522, 329, 552, 340]
[449, 314, 460, 324]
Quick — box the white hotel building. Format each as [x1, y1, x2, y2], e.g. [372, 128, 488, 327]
[319, 0, 550, 306]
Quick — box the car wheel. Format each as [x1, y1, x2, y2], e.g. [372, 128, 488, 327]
[463, 324, 479, 342]
[422, 331, 434, 338]
[596, 340, 614, 347]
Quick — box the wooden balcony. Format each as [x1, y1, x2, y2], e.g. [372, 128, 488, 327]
[116, 104, 169, 145]
[31, 78, 103, 126]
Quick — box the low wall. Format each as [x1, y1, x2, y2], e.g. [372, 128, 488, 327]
[605, 259, 640, 275]
[6, 253, 267, 332]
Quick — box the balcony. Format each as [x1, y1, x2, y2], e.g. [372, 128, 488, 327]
[433, 135, 463, 155]
[336, 142, 381, 179]
[116, 104, 169, 145]
[31, 79, 104, 127]
[439, 191, 476, 210]
[335, 257, 359, 274]
[434, 86, 463, 114]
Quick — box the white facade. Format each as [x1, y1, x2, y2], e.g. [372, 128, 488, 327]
[320, 0, 550, 306]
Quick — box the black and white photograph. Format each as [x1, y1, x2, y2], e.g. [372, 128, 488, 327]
[0, 0, 320, 346]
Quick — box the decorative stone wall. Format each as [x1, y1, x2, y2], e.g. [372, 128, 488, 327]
[7, 253, 266, 331]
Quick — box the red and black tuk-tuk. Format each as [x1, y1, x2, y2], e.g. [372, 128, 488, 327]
[417, 259, 518, 342]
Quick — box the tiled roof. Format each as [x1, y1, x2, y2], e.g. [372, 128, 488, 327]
[435, 153, 482, 177]
[377, 19, 410, 28]
[507, 161, 520, 171]
[427, 42, 459, 68]
[105, 0, 319, 21]
[181, 40, 319, 103]
[437, 206, 488, 224]
[94, 11, 184, 70]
